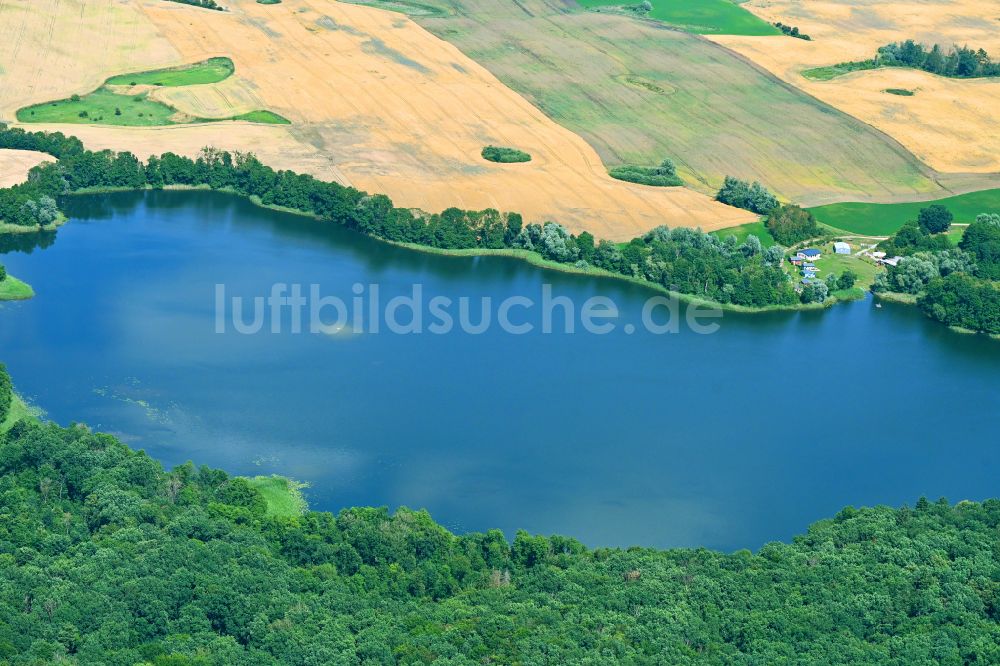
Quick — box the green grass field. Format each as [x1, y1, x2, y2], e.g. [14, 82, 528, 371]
[340, 0, 450, 16]
[1, 394, 37, 434]
[711, 220, 776, 248]
[415, 0, 940, 203]
[0, 275, 35, 301]
[105, 57, 234, 87]
[17, 89, 289, 127]
[808, 189, 1000, 236]
[246, 475, 309, 517]
[228, 110, 290, 124]
[801, 61, 879, 81]
[577, 0, 780, 36]
[18, 89, 179, 126]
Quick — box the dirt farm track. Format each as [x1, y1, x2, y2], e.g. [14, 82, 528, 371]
[0, 0, 757, 239]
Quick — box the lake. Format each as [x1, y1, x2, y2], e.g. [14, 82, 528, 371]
[2, 190, 999, 551]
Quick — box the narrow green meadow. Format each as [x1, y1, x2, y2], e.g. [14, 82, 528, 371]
[808, 189, 1000, 236]
[577, 0, 781, 36]
[105, 57, 235, 87]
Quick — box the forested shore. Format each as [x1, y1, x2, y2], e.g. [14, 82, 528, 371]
[0, 125, 795, 310]
[1, 364, 999, 664]
[2, 125, 997, 329]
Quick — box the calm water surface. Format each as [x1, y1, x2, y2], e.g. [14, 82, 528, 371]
[2, 191, 998, 550]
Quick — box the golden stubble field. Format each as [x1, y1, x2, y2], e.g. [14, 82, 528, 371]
[711, 0, 1000, 174]
[0, 150, 52, 188]
[0, 0, 755, 239]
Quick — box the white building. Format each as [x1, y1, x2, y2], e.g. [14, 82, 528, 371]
[833, 242, 851, 255]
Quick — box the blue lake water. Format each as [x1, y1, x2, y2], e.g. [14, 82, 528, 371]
[2, 190, 999, 550]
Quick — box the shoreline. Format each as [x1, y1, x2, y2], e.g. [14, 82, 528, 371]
[0, 275, 34, 301]
[4, 184, 873, 315]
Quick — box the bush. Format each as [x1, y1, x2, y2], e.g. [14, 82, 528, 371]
[481, 146, 531, 163]
[837, 269, 858, 290]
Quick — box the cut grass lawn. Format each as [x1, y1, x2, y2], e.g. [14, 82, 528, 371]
[808, 189, 1000, 236]
[246, 475, 309, 517]
[0, 275, 34, 301]
[577, 0, 781, 36]
[711, 220, 776, 248]
[811, 242, 881, 290]
[105, 57, 234, 87]
[17, 89, 289, 127]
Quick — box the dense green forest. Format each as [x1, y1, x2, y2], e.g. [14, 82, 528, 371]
[0, 125, 793, 309]
[875, 211, 1000, 334]
[0, 364, 999, 664]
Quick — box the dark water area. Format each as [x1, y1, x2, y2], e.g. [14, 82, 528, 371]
[2, 190, 998, 551]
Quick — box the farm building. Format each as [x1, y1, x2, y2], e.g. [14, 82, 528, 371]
[796, 248, 822, 261]
[834, 242, 851, 254]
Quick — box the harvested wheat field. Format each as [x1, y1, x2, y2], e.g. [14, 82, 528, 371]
[408, 0, 958, 206]
[0, 0, 755, 239]
[0, 150, 52, 188]
[710, 0, 1000, 174]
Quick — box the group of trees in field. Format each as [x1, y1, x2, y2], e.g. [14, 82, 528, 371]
[875, 40, 1000, 78]
[1, 362, 1000, 664]
[765, 203, 820, 245]
[878, 205, 956, 257]
[609, 159, 683, 187]
[875, 209, 1000, 334]
[715, 176, 779, 214]
[165, 0, 224, 10]
[0, 125, 799, 309]
[773, 22, 810, 40]
[480, 146, 531, 163]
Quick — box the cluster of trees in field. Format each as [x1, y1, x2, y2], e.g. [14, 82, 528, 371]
[609, 159, 683, 187]
[2, 364, 1000, 664]
[878, 205, 955, 256]
[765, 203, 820, 245]
[808, 41, 1000, 80]
[875, 210, 1000, 334]
[773, 22, 810, 40]
[480, 146, 531, 163]
[165, 0, 224, 10]
[715, 176, 779, 214]
[0, 126, 799, 309]
[876, 41, 1000, 78]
